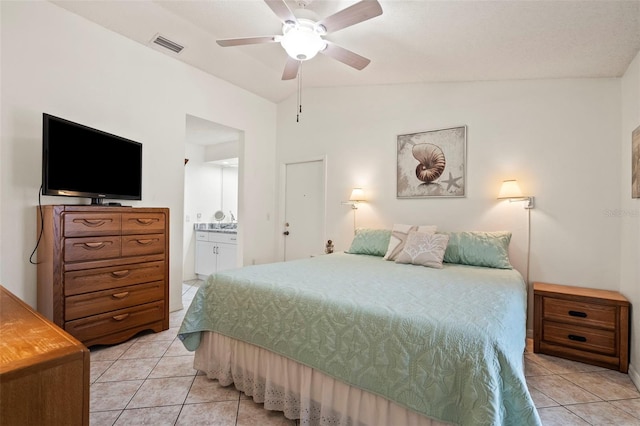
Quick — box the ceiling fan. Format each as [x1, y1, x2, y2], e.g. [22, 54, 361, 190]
[216, 0, 383, 80]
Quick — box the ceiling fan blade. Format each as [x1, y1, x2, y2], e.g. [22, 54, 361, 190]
[321, 42, 371, 70]
[282, 57, 301, 80]
[317, 0, 383, 34]
[216, 36, 278, 47]
[264, 0, 298, 24]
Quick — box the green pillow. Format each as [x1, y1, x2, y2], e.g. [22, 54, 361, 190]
[440, 231, 513, 269]
[347, 228, 392, 257]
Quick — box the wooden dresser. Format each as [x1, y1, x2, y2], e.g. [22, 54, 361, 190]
[1, 285, 89, 425]
[533, 282, 630, 373]
[37, 205, 169, 347]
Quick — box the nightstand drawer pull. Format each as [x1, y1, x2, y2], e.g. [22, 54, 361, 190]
[112, 314, 129, 321]
[568, 334, 587, 342]
[568, 310, 587, 318]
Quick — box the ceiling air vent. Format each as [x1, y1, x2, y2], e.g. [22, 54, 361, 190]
[152, 35, 184, 54]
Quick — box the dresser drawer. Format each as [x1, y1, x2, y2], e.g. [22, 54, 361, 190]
[122, 213, 165, 235]
[65, 281, 164, 321]
[65, 300, 165, 342]
[65, 261, 165, 296]
[122, 234, 165, 257]
[543, 298, 616, 329]
[542, 321, 616, 356]
[64, 213, 121, 237]
[64, 236, 121, 263]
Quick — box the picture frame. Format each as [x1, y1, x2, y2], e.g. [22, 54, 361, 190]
[397, 125, 467, 198]
[633, 125, 640, 199]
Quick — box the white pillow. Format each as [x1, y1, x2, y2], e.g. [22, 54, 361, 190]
[384, 223, 437, 261]
[395, 231, 450, 269]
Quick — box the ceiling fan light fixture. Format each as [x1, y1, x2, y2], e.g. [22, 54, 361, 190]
[280, 20, 327, 61]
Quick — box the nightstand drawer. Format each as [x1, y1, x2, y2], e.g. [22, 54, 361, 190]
[542, 321, 616, 356]
[543, 298, 616, 329]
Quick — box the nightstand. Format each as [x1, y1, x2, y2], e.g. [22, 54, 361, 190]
[533, 282, 630, 373]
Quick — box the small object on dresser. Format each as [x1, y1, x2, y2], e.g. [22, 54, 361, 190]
[533, 282, 630, 373]
[325, 240, 334, 254]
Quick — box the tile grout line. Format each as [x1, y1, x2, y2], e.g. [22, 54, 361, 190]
[173, 374, 199, 425]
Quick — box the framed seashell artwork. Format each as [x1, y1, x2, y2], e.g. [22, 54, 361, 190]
[397, 126, 466, 198]
[633, 125, 640, 199]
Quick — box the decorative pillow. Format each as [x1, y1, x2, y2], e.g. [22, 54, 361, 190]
[346, 228, 392, 257]
[384, 224, 437, 261]
[440, 231, 513, 269]
[395, 231, 450, 269]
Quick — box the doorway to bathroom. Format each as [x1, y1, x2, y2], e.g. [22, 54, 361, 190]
[183, 114, 242, 280]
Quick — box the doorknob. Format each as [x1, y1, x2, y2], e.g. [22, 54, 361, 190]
[283, 231, 290, 236]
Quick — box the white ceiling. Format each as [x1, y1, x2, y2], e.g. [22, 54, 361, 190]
[53, 0, 640, 103]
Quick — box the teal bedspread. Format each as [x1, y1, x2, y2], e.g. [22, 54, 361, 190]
[178, 253, 541, 426]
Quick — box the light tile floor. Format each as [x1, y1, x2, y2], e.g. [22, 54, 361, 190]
[89, 281, 640, 425]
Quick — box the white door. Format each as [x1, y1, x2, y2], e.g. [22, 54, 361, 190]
[284, 160, 325, 260]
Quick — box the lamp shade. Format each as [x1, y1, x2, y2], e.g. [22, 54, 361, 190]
[349, 188, 366, 202]
[497, 180, 523, 199]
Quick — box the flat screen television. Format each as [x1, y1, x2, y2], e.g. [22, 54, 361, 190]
[42, 113, 142, 205]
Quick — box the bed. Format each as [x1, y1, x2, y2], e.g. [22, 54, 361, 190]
[178, 241, 541, 426]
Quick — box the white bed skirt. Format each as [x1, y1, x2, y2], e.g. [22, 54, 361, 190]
[194, 331, 451, 426]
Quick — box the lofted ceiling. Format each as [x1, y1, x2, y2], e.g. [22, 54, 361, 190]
[52, 0, 640, 103]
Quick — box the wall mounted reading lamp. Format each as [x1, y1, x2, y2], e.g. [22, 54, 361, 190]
[343, 188, 366, 232]
[498, 179, 534, 285]
[344, 188, 366, 209]
[497, 179, 534, 209]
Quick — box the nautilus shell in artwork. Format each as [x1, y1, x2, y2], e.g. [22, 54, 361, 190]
[412, 143, 446, 183]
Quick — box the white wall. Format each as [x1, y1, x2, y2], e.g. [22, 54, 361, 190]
[620, 50, 640, 386]
[222, 167, 239, 220]
[277, 78, 622, 333]
[0, 1, 277, 311]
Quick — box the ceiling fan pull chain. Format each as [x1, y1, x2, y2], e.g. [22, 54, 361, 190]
[297, 62, 303, 122]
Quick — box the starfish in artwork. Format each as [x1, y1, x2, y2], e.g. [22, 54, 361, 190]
[441, 172, 462, 191]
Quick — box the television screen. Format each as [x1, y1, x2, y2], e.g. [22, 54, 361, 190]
[42, 114, 142, 203]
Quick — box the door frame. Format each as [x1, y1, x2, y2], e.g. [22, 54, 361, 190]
[277, 156, 327, 261]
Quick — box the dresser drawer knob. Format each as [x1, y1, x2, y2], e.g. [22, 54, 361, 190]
[112, 292, 129, 299]
[111, 270, 130, 278]
[112, 314, 130, 321]
[76, 218, 110, 227]
[134, 218, 158, 225]
[568, 334, 587, 342]
[568, 310, 587, 318]
[80, 242, 107, 250]
[134, 239, 156, 246]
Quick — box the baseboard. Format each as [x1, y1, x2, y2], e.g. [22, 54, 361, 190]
[629, 363, 640, 391]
